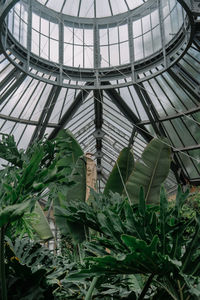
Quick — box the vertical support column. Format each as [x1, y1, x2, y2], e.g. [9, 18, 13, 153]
[4, 13, 8, 51]
[128, 17, 136, 82]
[158, 0, 167, 68]
[128, 126, 137, 148]
[93, 89, 104, 180]
[26, 0, 32, 72]
[93, 22, 100, 88]
[59, 19, 64, 85]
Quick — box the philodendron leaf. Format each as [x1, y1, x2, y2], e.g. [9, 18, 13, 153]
[124, 138, 171, 204]
[104, 147, 134, 196]
[67, 235, 179, 280]
[0, 200, 33, 227]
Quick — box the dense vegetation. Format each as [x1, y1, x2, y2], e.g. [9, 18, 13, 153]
[0, 131, 200, 299]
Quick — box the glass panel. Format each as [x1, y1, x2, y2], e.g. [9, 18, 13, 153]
[143, 32, 153, 57]
[119, 24, 128, 42]
[64, 44, 73, 66]
[41, 18, 49, 36]
[32, 30, 39, 55]
[84, 47, 93, 67]
[133, 20, 142, 37]
[120, 42, 129, 64]
[40, 35, 49, 59]
[74, 45, 83, 67]
[50, 39, 58, 62]
[79, 0, 94, 18]
[110, 44, 119, 66]
[142, 14, 151, 33]
[109, 0, 127, 15]
[96, 0, 111, 17]
[100, 46, 109, 67]
[134, 37, 144, 60]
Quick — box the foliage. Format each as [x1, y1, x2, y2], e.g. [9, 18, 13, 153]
[104, 147, 134, 196]
[30, 201, 53, 241]
[0, 130, 85, 299]
[53, 156, 87, 244]
[124, 138, 171, 204]
[56, 186, 200, 299]
[50, 131, 86, 244]
[3, 237, 69, 299]
[1, 132, 200, 299]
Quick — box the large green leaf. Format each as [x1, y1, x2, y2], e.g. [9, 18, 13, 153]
[0, 134, 23, 167]
[55, 130, 83, 172]
[124, 138, 171, 204]
[30, 201, 53, 241]
[54, 157, 86, 244]
[0, 200, 33, 227]
[68, 235, 178, 280]
[104, 147, 134, 196]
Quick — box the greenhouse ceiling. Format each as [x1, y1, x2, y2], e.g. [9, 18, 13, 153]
[0, 0, 200, 192]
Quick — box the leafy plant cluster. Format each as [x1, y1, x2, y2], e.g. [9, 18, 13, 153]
[0, 131, 200, 299]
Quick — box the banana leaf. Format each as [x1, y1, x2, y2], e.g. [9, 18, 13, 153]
[55, 129, 83, 172]
[54, 157, 87, 244]
[30, 201, 53, 241]
[104, 147, 134, 196]
[124, 138, 171, 204]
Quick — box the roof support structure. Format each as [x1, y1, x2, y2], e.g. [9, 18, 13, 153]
[38, 86, 62, 140]
[29, 85, 62, 145]
[93, 89, 103, 178]
[105, 82, 188, 185]
[135, 83, 189, 185]
[0, 66, 22, 90]
[104, 85, 151, 143]
[0, 72, 26, 105]
[128, 126, 137, 148]
[169, 65, 200, 101]
[134, 84, 161, 136]
[48, 86, 91, 140]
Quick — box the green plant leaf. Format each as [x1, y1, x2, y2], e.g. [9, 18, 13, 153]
[0, 134, 23, 167]
[29, 201, 53, 241]
[68, 235, 178, 280]
[55, 129, 83, 172]
[0, 200, 34, 227]
[124, 138, 171, 204]
[104, 147, 134, 196]
[19, 147, 44, 190]
[54, 157, 86, 244]
[160, 186, 168, 255]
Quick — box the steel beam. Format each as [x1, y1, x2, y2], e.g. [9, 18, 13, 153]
[93, 89, 103, 174]
[169, 65, 200, 101]
[29, 85, 61, 145]
[135, 83, 189, 185]
[0, 72, 26, 105]
[105, 82, 188, 185]
[48, 86, 91, 139]
[134, 84, 160, 136]
[38, 86, 62, 140]
[174, 144, 200, 152]
[103, 84, 151, 142]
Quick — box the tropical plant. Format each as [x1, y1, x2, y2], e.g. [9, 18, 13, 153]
[0, 130, 84, 299]
[104, 147, 134, 196]
[57, 187, 200, 299]
[1, 132, 198, 300]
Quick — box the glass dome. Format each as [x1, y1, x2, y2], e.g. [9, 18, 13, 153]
[36, 0, 147, 18]
[0, 0, 191, 88]
[0, 0, 200, 192]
